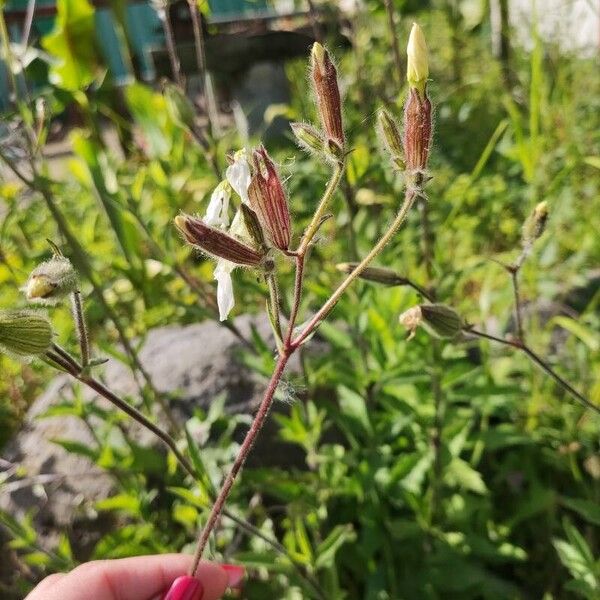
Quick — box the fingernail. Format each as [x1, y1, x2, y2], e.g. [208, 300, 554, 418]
[222, 564, 245, 588]
[163, 576, 203, 600]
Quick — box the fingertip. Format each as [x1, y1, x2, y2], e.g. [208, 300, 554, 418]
[194, 562, 229, 600]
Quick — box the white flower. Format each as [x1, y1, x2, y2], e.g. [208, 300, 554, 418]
[407, 22, 429, 92]
[226, 149, 251, 204]
[214, 260, 235, 321]
[204, 181, 231, 228]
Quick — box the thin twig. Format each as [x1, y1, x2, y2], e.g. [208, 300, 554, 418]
[466, 329, 599, 416]
[510, 267, 524, 341]
[157, 2, 184, 88]
[305, 0, 323, 44]
[384, 0, 403, 88]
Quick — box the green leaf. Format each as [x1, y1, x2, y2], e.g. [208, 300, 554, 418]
[337, 385, 372, 437]
[314, 524, 356, 570]
[42, 0, 99, 91]
[551, 316, 600, 351]
[445, 458, 487, 494]
[51, 438, 98, 461]
[96, 493, 141, 515]
[561, 497, 600, 527]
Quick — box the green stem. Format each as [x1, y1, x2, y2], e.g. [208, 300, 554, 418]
[71, 291, 90, 368]
[293, 188, 418, 348]
[299, 162, 344, 254]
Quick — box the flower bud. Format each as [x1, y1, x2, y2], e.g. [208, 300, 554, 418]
[407, 23, 429, 94]
[399, 304, 462, 339]
[175, 214, 265, 266]
[403, 87, 432, 174]
[310, 43, 344, 151]
[290, 122, 325, 155]
[522, 201, 549, 246]
[336, 263, 406, 286]
[24, 256, 78, 305]
[0, 310, 53, 359]
[248, 147, 291, 251]
[378, 109, 405, 170]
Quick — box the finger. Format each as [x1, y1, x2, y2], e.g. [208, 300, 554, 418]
[194, 562, 228, 600]
[35, 554, 225, 600]
[25, 573, 66, 599]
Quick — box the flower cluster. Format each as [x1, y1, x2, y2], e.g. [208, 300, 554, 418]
[175, 148, 291, 321]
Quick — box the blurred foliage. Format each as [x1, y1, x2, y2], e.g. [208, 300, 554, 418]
[1, 0, 599, 598]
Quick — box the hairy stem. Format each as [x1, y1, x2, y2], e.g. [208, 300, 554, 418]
[293, 188, 418, 348]
[510, 268, 524, 340]
[299, 162, 344, 254]
[189, 351, 292, 574]
[71, 291, 90, 368]
[44, 346, 320, 591]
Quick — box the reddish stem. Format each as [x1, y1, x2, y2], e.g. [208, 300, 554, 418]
[189, 350, 292, 576]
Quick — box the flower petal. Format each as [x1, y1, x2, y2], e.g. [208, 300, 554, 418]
[226, 150, 251, 204]
[214, 260, 235, 321]
[205, 182, 231, 228]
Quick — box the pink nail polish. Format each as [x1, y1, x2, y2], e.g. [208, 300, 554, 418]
[163, 576, 203, 600]
[222, 564, 245, 588]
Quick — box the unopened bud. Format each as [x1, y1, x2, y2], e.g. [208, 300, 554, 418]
[163, 83, 196, 131]
[290, 122, 325, 155]
[403, 87, 432, 174]
[336, 263, 406, 286]
[407, 23, 429, 93]
[0, 310, 53, 359]
[310, 43, 344, 151]
[378, 109, 405, 170]
[175, 214, 265, 266]
[248, 147, 291, 251]
[399, 304, 462, 339]
[24, 256, 78, 305]
[522, 201, 549, 246]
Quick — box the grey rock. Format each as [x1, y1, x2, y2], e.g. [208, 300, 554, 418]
[0, 314, 304, 558]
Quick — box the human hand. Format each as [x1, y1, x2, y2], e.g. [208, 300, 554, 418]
[25, 554, 245, 600]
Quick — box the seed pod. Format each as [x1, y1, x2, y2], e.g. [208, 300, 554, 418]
[24, 256, 78, 305]
[310, 43, 344, 151]
[421, 304, 462, 339]
[522, 201, 549, 246]
[399, 304, 462, 339]
[406, 23, 429, 94]
[290, 122, 325, 155]
[0, 310, 53, 359]
[378, 109, 405, 170]
[248, 147, 291, 251]
[403, 87, 432, 173]
[336, 263, 406, 286]
[174, 214, 265, 266]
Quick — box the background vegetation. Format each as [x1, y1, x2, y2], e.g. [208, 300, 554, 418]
[1, 0, 599, 598]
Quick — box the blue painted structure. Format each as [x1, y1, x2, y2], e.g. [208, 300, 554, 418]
[0, 0, 269, 109]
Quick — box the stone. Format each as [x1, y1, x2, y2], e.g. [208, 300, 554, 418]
[0, 315, 305, 560]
